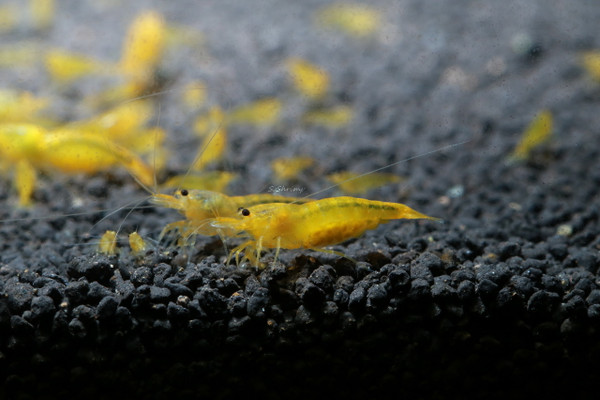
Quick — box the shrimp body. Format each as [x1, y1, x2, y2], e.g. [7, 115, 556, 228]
[0, 123, 155, 205]
[212, 196, 439, 266]
[150, 189, 313, 239]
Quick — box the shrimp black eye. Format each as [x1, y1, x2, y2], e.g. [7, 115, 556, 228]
[240, 208, 250, 216]
[180, 189, 189, 196]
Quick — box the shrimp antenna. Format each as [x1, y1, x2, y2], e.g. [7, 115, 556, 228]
[84, 196, 153, 237]
[152, 98, 163, 192]
[0, 205, 145, 223]
[115, 83, 212, 195]
[114, 196, 154, 236]
[87, 93, 171, 250]
[183, 100, 233, 184]
[301, 139, 472, 201]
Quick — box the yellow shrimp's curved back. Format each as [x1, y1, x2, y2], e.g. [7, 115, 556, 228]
[228, 192, 313, 208]
[41, 134, 155, 186]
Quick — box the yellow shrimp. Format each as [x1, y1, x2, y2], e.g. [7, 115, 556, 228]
[211, 196, 439, 267]
[314, 3, 381, 38]
[0, 123, 155, 206]
[0, 96, 164, 206]
[150, 189, 314, 241]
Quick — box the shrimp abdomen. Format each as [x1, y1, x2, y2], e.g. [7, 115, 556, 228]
[304, 197, 435, 223]
[290, 197, 437, 248]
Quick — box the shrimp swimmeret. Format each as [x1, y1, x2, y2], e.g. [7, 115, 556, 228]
[210, 196, 440, 267]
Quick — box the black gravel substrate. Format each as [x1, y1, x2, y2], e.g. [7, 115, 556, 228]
[2, 1, 600, 399]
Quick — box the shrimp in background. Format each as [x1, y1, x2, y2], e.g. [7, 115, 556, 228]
[0, 123, 156, 206]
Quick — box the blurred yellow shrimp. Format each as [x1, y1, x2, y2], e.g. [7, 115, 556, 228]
[0, 123, 155, 206]
[211, 196, 439, 267]
[0, 89, 49, 123]
[150, 189, 314, 242]
[0, 94, 166, 206]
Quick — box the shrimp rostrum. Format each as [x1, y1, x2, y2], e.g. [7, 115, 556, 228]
[211, 196, 440, 267]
